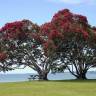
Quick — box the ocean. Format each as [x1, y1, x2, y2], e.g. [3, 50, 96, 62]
[0, 71, 96, 82]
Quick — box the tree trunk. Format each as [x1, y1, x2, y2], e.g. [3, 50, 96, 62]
[76, 72, 87, 80]
[39, 72, 48, 80]
[68, 67, 87, 80]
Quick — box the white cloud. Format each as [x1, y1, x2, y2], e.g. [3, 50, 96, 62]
[47, 0, 83, 4]
[57, 0, 83, 4]
[47, 0, 96, 5]
[86, 0, 96, 5]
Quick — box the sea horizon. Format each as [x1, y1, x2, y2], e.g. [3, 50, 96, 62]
[0, 71, 96, 83]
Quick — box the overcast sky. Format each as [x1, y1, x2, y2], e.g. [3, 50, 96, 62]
[0, 0, 96, 74]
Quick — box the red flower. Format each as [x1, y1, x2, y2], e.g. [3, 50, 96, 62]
[40, 23, 51, 36]
[0, 21, 24, 40]
[32, 45, 36, 48]
[74, 14, 88, 24]
[31, 33, 45, 44]
[52, 9, 73, 22]
[49, 30, 63, 39]
[82, 30, 89, 39]
[0, 52, 7, 61]
[0, 21, 23, 32]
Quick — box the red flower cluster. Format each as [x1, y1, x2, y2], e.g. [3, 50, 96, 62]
[0, 52, 7, 61]
[41, 9, 89, 40]
[31, 33, 45, 44]
[0, 21, 23, 32]
[40, 23, 52, 36]
[0, 20, 41, 41]
[0, 21, 24, 40]
[52, 9, 72, 22]
[40, 9, 93, 56]
[81, 30, 88, 39]
[74, 14, 88, 24]
[32, 45, 36, 48]
[49, 30, 63, 40]
[43, 40, 57, 56]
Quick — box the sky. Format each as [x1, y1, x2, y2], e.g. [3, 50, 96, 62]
[0, 0, 96, 74]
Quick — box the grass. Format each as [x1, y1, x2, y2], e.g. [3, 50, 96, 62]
[0, 80, 96, 96]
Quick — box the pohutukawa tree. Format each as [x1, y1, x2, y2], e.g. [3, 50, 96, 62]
[0, 36, 13, 72]
[1, 9, 96, 80]
[41, 9, 96, 79]
[0, 20, 54, 80]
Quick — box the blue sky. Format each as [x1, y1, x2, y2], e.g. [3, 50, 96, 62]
[0, 0, 96, 74]
[0, 0, 96, 26]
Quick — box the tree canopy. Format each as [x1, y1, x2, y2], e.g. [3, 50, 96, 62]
[41, 9, 96, 79]
[0, 9, 96, 80]
[0, 20, 55, 80]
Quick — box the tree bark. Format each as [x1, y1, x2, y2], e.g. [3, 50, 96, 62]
[67, 65, 87, 80]
[39, 71, 48, 80]
[76, 72, 87, 80]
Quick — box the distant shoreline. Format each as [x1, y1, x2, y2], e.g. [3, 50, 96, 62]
[0, 71, 96, 83]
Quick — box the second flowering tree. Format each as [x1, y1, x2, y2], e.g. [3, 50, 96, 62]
[41, 9, 96, 79]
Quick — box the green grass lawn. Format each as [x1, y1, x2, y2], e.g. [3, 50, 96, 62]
[0, 80, 96, 96]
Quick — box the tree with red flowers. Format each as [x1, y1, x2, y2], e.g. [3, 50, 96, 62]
[0, 19, 55, 80]
[0, 39, 13, 72]
[41, 9, 96, 79]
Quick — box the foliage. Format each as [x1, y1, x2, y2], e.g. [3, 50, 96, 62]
[41, 9, 96, 79]
[0, 9, 96, 80]
[0, 19, 53, 80]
